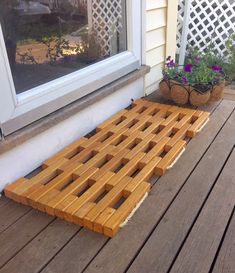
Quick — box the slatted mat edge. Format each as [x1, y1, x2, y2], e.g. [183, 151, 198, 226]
[4, 99, 210, 237]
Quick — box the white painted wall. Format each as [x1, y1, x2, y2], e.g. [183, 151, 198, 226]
[0, 79, 144, 191]
[144, 0, 178, 95]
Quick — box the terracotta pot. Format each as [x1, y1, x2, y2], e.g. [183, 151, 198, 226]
[159, 79, 171, 100]
[189, 90, 211, 106]
[209, 80, 225, 101]
[171, 84, 189, 105]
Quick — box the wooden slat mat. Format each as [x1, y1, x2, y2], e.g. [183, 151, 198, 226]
[4, 99, 210, 237]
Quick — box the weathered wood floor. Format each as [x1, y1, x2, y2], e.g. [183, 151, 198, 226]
[0, 92, 234, 273]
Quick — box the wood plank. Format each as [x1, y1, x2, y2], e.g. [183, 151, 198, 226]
[165, 123, 191, 151]
[155, 139, 186, 176]
[123, 156, 162, 197]
[96, 109, 128, 132]
[41, 229, 108, 273]
[127, 109, 235, 273]
[4, 158, 68, 204]
[103, 182, 151, 237]
[0, 219, 79, 273]
[0, 210, 54, 268]
[43, 137, 87, 167]
[0, 196, 10, 209]
[170, 149, 235, 273]
[187, 112, 210, 138]
[0, 201, 31, 234]
[58, 172, 115, 222]
[43, 168, 98, 216]
[212, 211, 235, 273]
[81, 177, 133, 229]
[138, 136, 170, 166]
[82, 100, 235, 273]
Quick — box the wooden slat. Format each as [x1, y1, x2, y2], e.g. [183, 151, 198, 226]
[212, 211, 235, 273]
[123, 156, 162, 197]
[60, 172, 115, 222]
[127, 109, 235, 273]
[0, 201, 31, 234]
[187, 112, 210, 138]
[0, 210, 53, 268]
[43, 167, 98, 215]
[41, 229, 108, 273]
[103, 182, 150, 237]
[4, 99, 210, 237]
[170, 149, 235, 273]
[81, 177, 133, 229]
[165, 123, 191, 151]
[0, 219, 79, 273]
[0, 196, 10, 208]
[43, 137, 87, 168]
[155, 140, 186, 176]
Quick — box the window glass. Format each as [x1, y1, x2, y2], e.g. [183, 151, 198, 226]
[0, 0, 127, 94]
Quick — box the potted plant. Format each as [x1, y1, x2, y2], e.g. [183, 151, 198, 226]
[159, 55, 225, 106]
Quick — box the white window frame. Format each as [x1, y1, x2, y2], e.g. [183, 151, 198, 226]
[0, 0, 142, 136]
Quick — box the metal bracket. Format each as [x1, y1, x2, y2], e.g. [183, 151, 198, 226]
[0, 126, 5, 141]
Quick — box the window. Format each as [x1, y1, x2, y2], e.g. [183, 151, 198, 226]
[0, 0, 141, 135]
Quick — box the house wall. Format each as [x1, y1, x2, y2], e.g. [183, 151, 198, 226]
[144, 0, 178, 95]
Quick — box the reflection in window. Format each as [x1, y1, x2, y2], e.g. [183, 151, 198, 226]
[0, 0, 127, 94]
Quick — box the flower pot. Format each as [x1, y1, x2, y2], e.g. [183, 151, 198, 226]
[209, 80, 225, 101]
[171, 84, 189, 105]
[159, 79, 171, 100]
[189, 89, 211, 106]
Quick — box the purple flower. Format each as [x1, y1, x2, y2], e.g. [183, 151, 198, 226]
[163, 74, 169, 80]
[167, 59, 176, 68]
[184, 63, 193, 73]
[212, 65, 222, 72]
[194, 56, 201, 64]
[181, 76, 189, 84]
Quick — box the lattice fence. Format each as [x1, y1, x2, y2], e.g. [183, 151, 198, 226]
[177, 0, 235, 57]
[88, 0, 125, 56]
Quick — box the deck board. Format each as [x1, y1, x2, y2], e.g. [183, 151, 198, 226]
[0, 210, 54, 269]
[0, 196, 10, 208]
[169, 148, 235, 273]
[127, 110, 235, 273]
[41, 229, 108, 273]
[212, 210, 235, 273]
[0, 220, 79, 273]
[0, 94, 234, 273]
[0, 200, 31, 234]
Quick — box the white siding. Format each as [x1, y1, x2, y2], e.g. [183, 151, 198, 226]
[144, 0, 178, 95]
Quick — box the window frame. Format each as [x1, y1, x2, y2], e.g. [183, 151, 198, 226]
[0, 0, 142, 136]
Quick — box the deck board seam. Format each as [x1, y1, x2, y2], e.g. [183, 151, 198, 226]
[0, 217, 56, 271]
[37, 227, 83, 273]
[0, 207, 32, 236]
[208, 206, 235, 273]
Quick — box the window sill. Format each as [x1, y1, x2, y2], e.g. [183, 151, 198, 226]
[0, 65, 150, 155]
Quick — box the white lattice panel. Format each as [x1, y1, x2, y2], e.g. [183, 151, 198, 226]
[88, 0, 124, 56]
[177, 0, 235, 57]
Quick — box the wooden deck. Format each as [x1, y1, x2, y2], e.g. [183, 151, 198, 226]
[0, 92, 234, 273]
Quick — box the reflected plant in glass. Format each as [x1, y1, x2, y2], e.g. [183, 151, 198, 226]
[0, 0, 127, 94]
